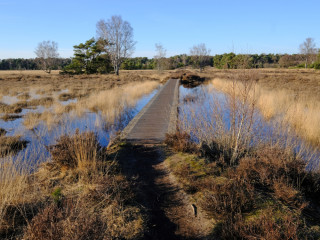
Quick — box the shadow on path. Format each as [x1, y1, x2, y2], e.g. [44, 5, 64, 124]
[115, 144, 205, 240]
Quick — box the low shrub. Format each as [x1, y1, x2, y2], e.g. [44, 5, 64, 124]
[23, 199, 106, 240]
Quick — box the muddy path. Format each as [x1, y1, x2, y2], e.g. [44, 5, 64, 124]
[115, 144, 213, 239]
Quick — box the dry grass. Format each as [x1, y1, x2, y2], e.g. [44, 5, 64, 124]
[0, 153, 42, 238]
[0, 132, 145, 239]
[1, 114, 22, 122]
[17, 93, 31, 101]
[0, 136, 28, 157]
[0, 70, 163, 98]
[23, 111, 58, 130]
[21, 80, 159, 131]
[210, 75, 320, 147]
[58, 92, 76, 101]
[0, 128, 6, 136]
[77, 80, 159, 124]
[0, 102, 23, 114]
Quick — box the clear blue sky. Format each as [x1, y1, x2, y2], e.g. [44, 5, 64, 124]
[0, 0, 319, 59]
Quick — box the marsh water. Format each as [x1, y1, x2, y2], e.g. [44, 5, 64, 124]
[0, 87, 160, 165]
[179, 83, 320, 169]
[1, 81, 319, 169]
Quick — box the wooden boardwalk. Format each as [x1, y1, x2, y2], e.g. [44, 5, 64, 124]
[121, 79, 179, 144]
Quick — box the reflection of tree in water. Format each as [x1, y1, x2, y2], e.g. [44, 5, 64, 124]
[181, 85, 206, 105]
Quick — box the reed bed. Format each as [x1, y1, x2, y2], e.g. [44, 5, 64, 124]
[210, 76, 320, 147]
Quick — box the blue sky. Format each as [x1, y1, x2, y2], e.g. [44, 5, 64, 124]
[0, 0, 319, 59]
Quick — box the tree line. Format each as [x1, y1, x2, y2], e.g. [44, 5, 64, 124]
[2, 52, 320, 72]
[1, 16, 320, 73]
[0, 58, 71, 71]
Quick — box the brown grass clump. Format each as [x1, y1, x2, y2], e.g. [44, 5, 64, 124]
[48, 131, 101, 171]
[0, 128, 6, 136]
[165, 131, 198, 153]
[1, 114, 22, 122]
[58, 92, 76, 101]
[0, 70, 162, 102]
[220, 208, 305, 240]
[23, 199, 106, 240]
[0, 102, 22, 114]
[0, 136, 28, 157]
[27, 97, 54, 107]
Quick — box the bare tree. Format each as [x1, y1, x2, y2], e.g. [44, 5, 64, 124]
[190, 43, 211, 72]
[34, 40, 59, 73]
[154, 43, 167, 72]
[299, 37, 317, 68]
[96, 16, 136, 75]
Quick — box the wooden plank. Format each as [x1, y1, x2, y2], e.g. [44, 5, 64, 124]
[121, 79, 179, 144]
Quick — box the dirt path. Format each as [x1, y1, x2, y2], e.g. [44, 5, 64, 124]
[117, 144, 213, 239]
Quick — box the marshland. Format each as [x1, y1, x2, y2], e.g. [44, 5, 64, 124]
[0, 67, 320, 239]
[1, 1, 320, 239]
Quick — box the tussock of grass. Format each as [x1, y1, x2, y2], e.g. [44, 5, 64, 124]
[0, 136, 28, 157]
[0, 128, 6, 136]
[58, 92, 76, 101]
[0, 102, 22, 114]
[165, 131, 198, 153]
[1, 114, 22, 122]
[27, 97, 54, 107]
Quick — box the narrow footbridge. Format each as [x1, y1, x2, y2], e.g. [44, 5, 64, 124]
[121, 79, 179, 144]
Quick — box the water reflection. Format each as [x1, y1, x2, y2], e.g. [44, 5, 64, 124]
[179, 84, 320, 169]
[1, 88, 159, 164]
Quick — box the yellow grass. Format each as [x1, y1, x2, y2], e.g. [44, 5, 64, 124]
[76, 80, 159, 123]
[210, 76, 320, 147]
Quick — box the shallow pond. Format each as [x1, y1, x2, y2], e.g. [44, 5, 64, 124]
[0, 85, 160, 165]
[179, 83, 320, 169]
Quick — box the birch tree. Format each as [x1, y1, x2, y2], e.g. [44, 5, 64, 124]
[96, 16, 136, 75]
[154, 43, 166, 72]
[299, 38, 317, 68]
[34, 40, 59, 73]
[190, 43, 211, 72]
